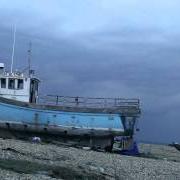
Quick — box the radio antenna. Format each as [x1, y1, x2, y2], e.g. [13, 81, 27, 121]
[10, 24, 16, 73]
[28, 42, 32, 77]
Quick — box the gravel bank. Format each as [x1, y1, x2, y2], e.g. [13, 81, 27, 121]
[0, 138, 180, 180]
[139, 143, 180, 162]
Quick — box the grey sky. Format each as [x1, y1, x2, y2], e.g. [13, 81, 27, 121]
[0, 0, 180, 143]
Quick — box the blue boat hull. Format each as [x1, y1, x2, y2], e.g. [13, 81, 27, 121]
[0, 97, 124, 138]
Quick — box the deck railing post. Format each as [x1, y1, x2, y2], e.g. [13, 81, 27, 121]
[75, 96, 79, 106]
[114, 98, 117, 107]
[56, 96, 59, 105]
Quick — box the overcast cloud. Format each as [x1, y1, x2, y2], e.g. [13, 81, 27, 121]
[0, 0, 180, 143]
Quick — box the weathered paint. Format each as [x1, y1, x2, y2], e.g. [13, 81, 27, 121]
[0, 102, 124, 134]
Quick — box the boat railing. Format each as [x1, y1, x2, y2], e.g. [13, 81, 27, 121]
[38, 95, 140, 109]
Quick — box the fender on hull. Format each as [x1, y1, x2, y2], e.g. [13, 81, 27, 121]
[0, 120, 124, 137]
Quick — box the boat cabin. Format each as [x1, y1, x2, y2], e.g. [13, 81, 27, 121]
[0, 63, 39, 103]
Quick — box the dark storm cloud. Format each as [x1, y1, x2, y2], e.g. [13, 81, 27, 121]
[0, 0, 180, 143]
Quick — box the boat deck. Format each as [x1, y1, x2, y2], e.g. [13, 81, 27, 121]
[38, 95, 141, 116]
[0, 96, 140, 115]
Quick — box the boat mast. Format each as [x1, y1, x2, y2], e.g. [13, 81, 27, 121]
[10, 25, 16, 73]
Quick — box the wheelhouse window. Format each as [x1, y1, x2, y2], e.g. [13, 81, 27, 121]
[8, 78, 15, 89]
[17, 79, 24, 89]
[1, 78, 6, 88]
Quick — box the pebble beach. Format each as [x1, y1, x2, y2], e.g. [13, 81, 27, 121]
[0, 138, 180, 180]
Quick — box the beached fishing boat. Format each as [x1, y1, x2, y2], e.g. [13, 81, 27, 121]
[0, 62, 140, 150]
